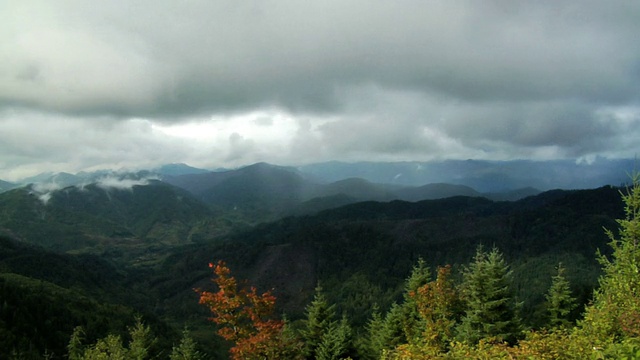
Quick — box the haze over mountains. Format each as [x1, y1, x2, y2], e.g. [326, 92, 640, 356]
[3, 157, 635, 194]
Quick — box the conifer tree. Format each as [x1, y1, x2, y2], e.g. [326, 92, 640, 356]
[67, 326, 84, 360]
[128, 317, 153, 360]
[300, 284, 337, 359]
[361, 306, 386, 359]
[545, 263, 576, 329]
[169, 328, 202, 360]
[581, 174, 640, 341]
[456, 246, 522, 344]
[401, 258, 430, 342]
[316, 315, 353, 360]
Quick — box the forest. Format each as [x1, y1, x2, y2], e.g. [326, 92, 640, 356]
[0, 174, 639, 359]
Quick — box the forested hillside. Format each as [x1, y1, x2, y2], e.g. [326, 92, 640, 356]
[0, 175, 636, 358]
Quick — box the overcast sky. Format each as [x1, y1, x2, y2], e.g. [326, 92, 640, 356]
[1, 1, 639, 181]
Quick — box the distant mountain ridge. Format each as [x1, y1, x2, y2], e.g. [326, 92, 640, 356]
[162, 163, 534, 221]
[0, 179, 16, 193]
[10, 158, 634, 224]
[297, 158, 635, 192]
[0, 180, 220, 253]
[14, 157, 635, 192]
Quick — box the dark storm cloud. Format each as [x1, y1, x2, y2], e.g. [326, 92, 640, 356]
[3, 1, 639, 116]
[1, 0, 639, 177]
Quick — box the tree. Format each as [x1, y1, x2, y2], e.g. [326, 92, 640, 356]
[401, 258, 431, 342]
[456, 246, 522, 344]
[68, 317, 154, 360]
[128, 316, 153, 360]
[581, 175, 640, 341]
[169, 327, 202, 360]
[316, 315, 353, 360]
[360, 305, 386, 359]
[197, 260, 288, 360]
[67, 326, 84, 360]
[300, 284, 337, 359]
[545, 263, 576, 329]
[413, 265, 460, 351]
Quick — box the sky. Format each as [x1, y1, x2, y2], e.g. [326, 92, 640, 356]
[1, 1, 640, 181]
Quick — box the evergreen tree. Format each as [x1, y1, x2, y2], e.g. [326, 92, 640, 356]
[545, 263, 576, 329]
[82, 334, 127, 360]
[456, 246, 522, 344]
[316, 316, 353, 360]
[128, 317, 153, 360]
[360, 306, 386, 359]
[67, 326, 84, 360]
[169, 327, 202, 360]
[300, 284, 337, 359]
[581, 174, 640, 341]
[400, 258, 431, 342]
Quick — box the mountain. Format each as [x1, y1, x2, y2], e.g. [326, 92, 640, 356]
[298, 158, 635, 192]
[0, 179, 16, 193]
[154, 163, 211, 176]
[163, 162, 519, 220]
[0, 179, 221, 254]
[18, 171, 83, 187]
[0, 235, 178, 358]
[150, 186, 624, 327]
[306, 178, 399, 202]
[395, 183, 481, 201]
[0, 168, 631, 357]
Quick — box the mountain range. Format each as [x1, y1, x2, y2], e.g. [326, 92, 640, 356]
[0, 158, 636, 357]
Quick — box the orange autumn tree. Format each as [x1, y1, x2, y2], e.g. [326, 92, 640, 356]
[197, 260, 293, 360]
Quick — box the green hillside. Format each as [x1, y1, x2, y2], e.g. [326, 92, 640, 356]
[150, 186, 623, 328]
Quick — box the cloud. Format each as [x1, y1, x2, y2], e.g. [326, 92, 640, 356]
[3, 1, 638, 117]
[96, 176, 156, 191]
[29, 182, 62, 205]
[1, 1, 639, 177]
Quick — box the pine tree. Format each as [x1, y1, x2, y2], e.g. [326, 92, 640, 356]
[545, 263, 576, 329]
[361, 306, 386, 359]
[581, 174, 640, 340]
[81, 334, 127, 360]
[400, 258, 430, 342]
[128, 316, 152, 360]
[300, 284, 337, 359]
[456, 246, 522, 344]
[316, 316, 353, 360]
[169, 327, 202, 360]
[67, 326, 84, 360]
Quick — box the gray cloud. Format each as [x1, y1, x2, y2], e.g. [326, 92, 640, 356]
[1, 1, 640, 178]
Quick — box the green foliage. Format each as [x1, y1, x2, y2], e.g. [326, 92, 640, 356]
[316, 316, 354, 360]
[545, 263, 577, 329]
[128, 317, 154, 360]
[68, 317, 157, 360]
[300, 284, 337, 358]
[169, 328, 202, 360]
[581, 174, 640, 341]
[359, 306, 386, 359]
[0, 273, 140, 358]
[456, 246, 522, 345]
[68, 327, 85, 360]
[400, 258, 431, 342]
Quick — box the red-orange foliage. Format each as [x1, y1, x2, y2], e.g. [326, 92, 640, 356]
[197, 261, 285, 360]
[413, 265, 459, 349]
